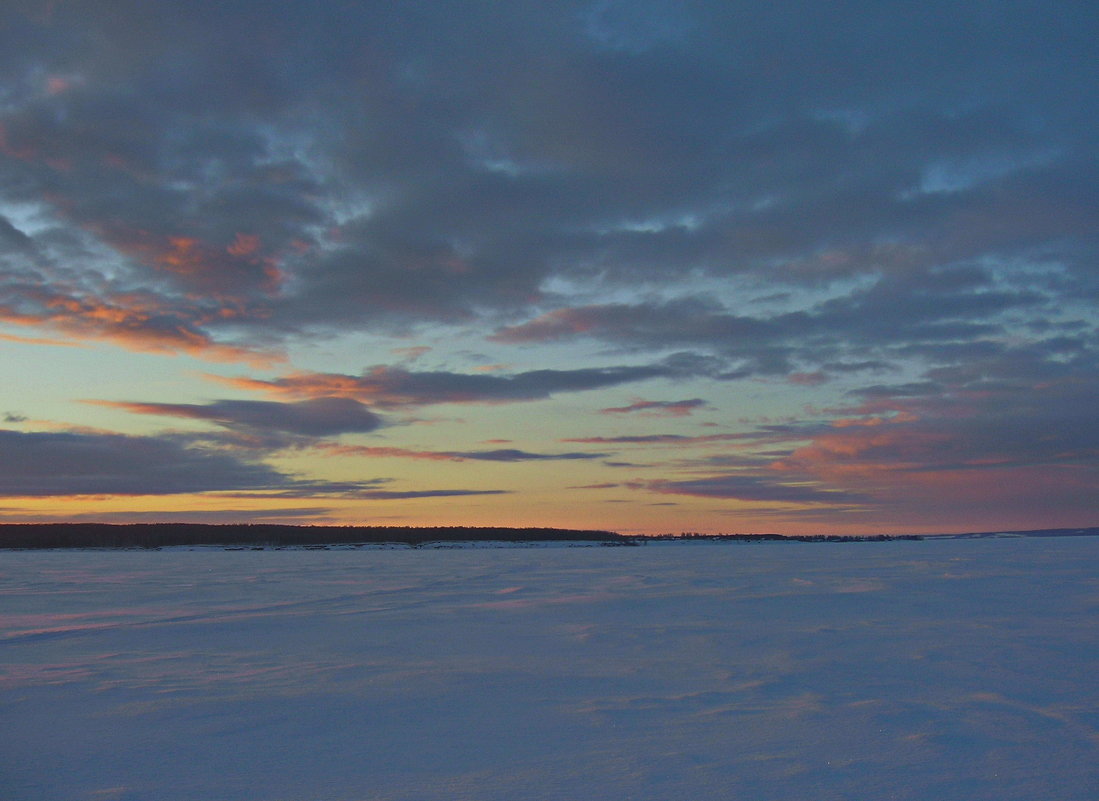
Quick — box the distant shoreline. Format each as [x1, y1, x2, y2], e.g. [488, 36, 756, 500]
[1, 523, 1097, 549]
[0, 523, 622, 550]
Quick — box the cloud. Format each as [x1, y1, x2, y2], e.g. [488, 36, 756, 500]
[0, 427, 289, 496]
[563, 428, 809, 446]
[340, 488, 507, 500]
[0, 427, 506, 502]
[619, 344, 1099, 526]
[91, 397, 384, 437]
[0, 507, 336, 524]
[490, 274, 1047, 379]
[0, 279, 279, 365]
[318, 444, 609, 462]
[632, 474, 861, 505]
[783, 360, 1099, 483]
[208, 361, 697, 407]
[600, 398, 710, 417]
[453, 448, 607, 462]
[787, 372, 828, 386]
[0, 331, 86, 347]
[224, 487, 509, 501]
[0, 0, 1091, 357]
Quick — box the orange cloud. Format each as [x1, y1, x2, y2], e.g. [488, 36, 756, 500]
[392, 345, 431, 360]
[46, 76, 74, 95]
[489, 308, 595, 343]
[778, 429, 942, 473]
[0, 290, 281, 367]
[227, 233, 262, 257]
[208, 370, 364, 399]
[88, 226, 283, 298]
[0, 332, 86, 347]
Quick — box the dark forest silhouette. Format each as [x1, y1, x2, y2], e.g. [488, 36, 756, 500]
[0, 523, 625, 549]
[1, 524, 1094, 549]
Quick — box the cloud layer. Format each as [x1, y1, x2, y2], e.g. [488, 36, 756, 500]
[3, 2, 1094, 354]
[1, 2, 1096, 531]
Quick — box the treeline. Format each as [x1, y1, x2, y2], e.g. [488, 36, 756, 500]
[0, 523, 626, 549]
[651, 532, 925, 542]
[15, 523, 1080, 550]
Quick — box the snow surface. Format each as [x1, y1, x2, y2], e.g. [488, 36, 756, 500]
[2, 538, 1098, 801]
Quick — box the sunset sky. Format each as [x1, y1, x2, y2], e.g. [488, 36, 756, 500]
[1, 0, 1096, 535]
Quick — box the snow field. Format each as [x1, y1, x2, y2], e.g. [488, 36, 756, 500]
[2, 537, 1097, 800]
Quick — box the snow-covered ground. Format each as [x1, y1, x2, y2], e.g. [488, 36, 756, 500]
[2, 538, 1097, 801]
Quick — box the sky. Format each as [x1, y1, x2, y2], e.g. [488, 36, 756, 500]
[1, 0, 1097, 535]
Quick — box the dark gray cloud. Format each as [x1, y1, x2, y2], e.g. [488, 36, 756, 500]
[0, 507, 336, 523]
[215, 361, 700, 406]
[345, 488, 508, 500]
[320, 444, 609, 462]
[1, 0, 1093, 354]
[0, 427, 507, 501]
[563, 426, 816, 446]
[600, 398, 710, 417]
[492, 267, 1049, 379]
[0, 427, 289, 496]
[93, 397, 384, 437]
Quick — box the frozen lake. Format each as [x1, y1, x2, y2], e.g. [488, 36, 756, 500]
[2, 538, 1098, 800]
